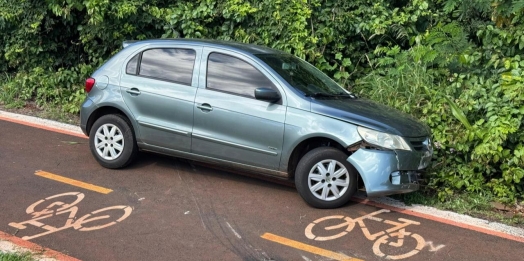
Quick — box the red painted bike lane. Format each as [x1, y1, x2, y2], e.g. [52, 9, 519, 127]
[1, 117, 523, 261]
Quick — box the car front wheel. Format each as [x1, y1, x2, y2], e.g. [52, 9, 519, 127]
[295, 147, 357, 209]
[89, 114, 137, 169]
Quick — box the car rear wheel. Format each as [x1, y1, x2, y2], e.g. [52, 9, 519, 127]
[295, 147, 357, 209]
[89, 114, 137, 169]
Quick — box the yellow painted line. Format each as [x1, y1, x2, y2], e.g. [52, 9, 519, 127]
[35, 170, 112, 194]
[261, 233, 364, 261]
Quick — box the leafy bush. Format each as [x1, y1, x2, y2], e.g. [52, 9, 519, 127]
[354, 1, 524, 202]
[0, 65, 93, 113]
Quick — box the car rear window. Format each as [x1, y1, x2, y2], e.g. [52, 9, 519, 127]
[138, 48, 196, 85]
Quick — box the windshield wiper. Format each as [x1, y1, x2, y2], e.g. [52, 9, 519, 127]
[305, 92, 337, 98]
[337, 92, 358, 98]
[306, 92, 356, 98]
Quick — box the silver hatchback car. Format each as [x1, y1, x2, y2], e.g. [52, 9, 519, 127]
[80, 39, 432, 209]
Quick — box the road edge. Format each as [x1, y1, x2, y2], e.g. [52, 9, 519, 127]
[0, 231, 81, 261]
[352, 198, 524, 243]
[2, 109, 524, 244]
[0, 111, 85, 139]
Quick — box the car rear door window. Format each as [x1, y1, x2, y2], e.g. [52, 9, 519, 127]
[126, 54, 139, 75]
[139, 48, 196, 85]
[206, 53, 275, 98]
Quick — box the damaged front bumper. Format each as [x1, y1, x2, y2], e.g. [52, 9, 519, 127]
[347, 147, 432, 197]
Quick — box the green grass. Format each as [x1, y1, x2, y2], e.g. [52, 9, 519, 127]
[0, 73, 18, 107]
[0, 251, 35, 261]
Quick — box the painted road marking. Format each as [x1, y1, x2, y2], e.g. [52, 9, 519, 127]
[352, 198, 524, 243]
[304, 209, 442, 260]
[8, 192, 132, 240]
[261, 233, 363, 261]
[35, 170, 112, 194]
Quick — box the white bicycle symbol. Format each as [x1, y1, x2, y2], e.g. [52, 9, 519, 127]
[9, 192, 132, 240]
[305, 209, 425, 260]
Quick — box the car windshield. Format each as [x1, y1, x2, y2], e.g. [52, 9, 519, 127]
[255, 54, 351, 97]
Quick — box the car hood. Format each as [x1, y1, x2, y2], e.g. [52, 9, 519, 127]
[310, 98, 429, 137]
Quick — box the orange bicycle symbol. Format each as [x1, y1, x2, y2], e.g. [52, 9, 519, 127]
[305, 209, 426, 260]
[9, 192, 132, 240]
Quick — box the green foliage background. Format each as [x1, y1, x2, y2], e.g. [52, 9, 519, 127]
[1, 0, 523, 202]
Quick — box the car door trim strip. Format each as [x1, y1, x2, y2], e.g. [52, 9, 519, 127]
[192, 133, 278, 156]
[138, 121, 191, 136]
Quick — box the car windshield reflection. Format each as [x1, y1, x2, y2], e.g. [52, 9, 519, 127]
[255, 54, 351, 97]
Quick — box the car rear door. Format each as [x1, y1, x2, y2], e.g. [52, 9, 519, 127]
[120, 45, 202, 152]
[191, 48, 286, 170]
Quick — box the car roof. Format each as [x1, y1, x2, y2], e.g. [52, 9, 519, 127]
[123, 39, 286, 55]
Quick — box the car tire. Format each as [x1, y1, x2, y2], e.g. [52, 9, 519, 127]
[89, 114, 137, 169]
[295, 147, 357, 209]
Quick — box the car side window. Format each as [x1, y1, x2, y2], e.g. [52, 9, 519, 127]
[126, 54, 139, 75]
[138, 48, 196, 85]
[206, 52, 276, 98]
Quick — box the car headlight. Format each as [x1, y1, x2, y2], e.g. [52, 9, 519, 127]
[357, 126, 411, 151]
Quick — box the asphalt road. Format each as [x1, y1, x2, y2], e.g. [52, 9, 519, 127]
[1, 119, 523, 261]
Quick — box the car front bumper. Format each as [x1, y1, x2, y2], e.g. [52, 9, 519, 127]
[347, 148, 432, 197]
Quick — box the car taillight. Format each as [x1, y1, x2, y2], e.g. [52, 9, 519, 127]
[85, 78, 95, 93]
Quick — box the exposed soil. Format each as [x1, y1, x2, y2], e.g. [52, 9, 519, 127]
[491, 201, 524, 219]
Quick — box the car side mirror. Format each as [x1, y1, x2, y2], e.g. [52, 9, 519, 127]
[254, 88, 281, 102]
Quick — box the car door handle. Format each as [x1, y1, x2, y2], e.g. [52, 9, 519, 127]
[197, 104, 213, 112]
[126, 88, 141, 95]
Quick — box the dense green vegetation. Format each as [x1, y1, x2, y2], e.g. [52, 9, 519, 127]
[0, 0, 523, 203]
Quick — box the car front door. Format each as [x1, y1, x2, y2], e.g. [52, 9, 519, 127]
[191, 48, 286, 170]
[120, 46, 201, 152]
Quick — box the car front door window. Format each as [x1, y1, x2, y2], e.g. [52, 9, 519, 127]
[206, 52, 276, 98]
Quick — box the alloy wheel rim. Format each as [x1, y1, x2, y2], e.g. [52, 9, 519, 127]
[94, 124, 124, 160]
[308, 159, 350, 201]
